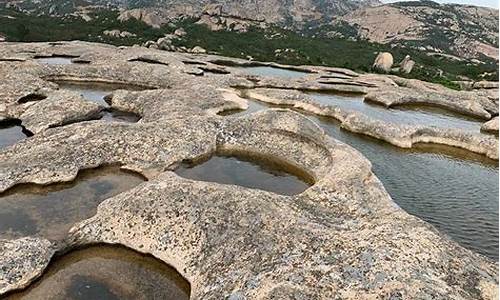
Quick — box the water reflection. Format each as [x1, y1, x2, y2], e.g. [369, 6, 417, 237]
[310, 93, 483, 132]
[5, 245, 190, 300]
[54, 82, 142, 122]
[0, 166, 145, 241]
[240, 66, 309, 79]
[223, 96, 499, 259]
[35, 57, 74, 65]
[0, 120, 32, 149]
[175, 154, 313, 196]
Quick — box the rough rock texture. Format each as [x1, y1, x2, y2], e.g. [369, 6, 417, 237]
[482, 117, 499, 134]
[112, 0, 380, 28]
[399, 55, 415, 74]
[372, 52, 393, 73]
[0, 238, 55, 293]
[366, 76, 498, 119]
[19, 91, 102, 134]
[0, 41, 498, 298]
[337, 2, 499, 61]
[246, 88, 498, 160]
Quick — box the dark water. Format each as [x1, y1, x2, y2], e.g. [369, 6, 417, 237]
[224, 96, 499, 259]
[311, 114, 499, 260]
[55, 82, 116, 106]
[55, 82, 142, 122]
[175, 154, 313, 196]
[5, 245, 190, 300]
[0, 124, 26, 149]
[0, 166, 145, 241]
[240, 66, 310, 78]
[0, 120, 31, 149]
[310, 93, 484, 131]
[35, 57, 74, 65]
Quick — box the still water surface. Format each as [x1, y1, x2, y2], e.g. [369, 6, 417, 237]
[0, 121, 31, 149]
[175, 154, 312, 196]
[55, 82, 142, 122]
[239, 66, 310, 79]
[5, 245, 190, 300]
[310, 93, 484, 132]
[223, 96, 499, 259]
[0, 166, 145, 241]
[35, 57, 74, 65]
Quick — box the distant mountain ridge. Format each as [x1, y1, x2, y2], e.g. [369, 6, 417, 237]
[2, 0, 382, 23]
[1, 0, 498, 62]
[333, 0, 498, 60]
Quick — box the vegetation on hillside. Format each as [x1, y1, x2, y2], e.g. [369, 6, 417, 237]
[0, 6, 497, 88]
[172, 21, 498, 85]
[0, 8, 165, 45]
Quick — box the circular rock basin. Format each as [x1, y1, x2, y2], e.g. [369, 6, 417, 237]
[5, 245, 190, 300]
[0, 120, 32, 149]
[0, 166, 145, 241]
[223, 96, 499, 259]
[175, 153, 314, 196]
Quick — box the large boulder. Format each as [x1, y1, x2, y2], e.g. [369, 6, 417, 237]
[400, 55, 415, 74]
[481, 117, 499, 134]
[191, 46, 207, 54]
[174, 27, 187, 37]
[373, 52, 393, 73]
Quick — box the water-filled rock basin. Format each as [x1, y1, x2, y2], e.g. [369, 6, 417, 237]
[55, 82, 120, 106]
[35, 57, 74, 65]
[54, 82, 142, 122]
[0, 120, 31, 149]
[311, 93, 484, 132]
[312, 114, 499, 259]
[223, 96, 499, 259]
[0, 166, 145, 241]
[239, 66, 310, 79]
[175, 153, 313, 196]
[5, 245, 190, 300]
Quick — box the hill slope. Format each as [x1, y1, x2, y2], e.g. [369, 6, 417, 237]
[333, 0, 498, 61]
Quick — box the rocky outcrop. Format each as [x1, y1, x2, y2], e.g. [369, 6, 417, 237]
[372, 52, 393, 73]
[103, 29, 136, 38]
[0, 107, 498, 298]
[113, 0, 380, 28]
[245, 88, 498, 160]
[338, 1, 499, 62]
[117, 8, 169, 28]
[18, 90, 102, 134]
[366, 76, 497, 119]
[481, 117, 499, 134]
[0, 41, 498, 298]
[399, 55, 415, 74]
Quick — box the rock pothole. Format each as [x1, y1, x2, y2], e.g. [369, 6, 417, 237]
[4, 245, 190, 300]
[0, 166, 146, 241]
[174, 150, 314, 196]
[17, 94, 48, 104]
[54, 81, 145, 122]
[0, 119, 33, 149]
